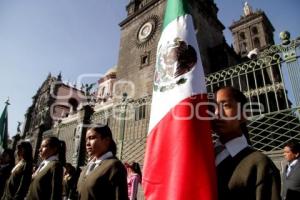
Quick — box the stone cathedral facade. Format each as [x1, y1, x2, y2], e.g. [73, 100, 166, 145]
[20, 0, 280, 168]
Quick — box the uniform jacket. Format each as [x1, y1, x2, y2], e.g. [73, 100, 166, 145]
[1, 160, 32, 200]
[77, 157, 128, 200]
[282, 157, 300, 200]
[63, 172, 79, 200]
[217, 147, 281, 200]
[26, 160, 63, 200]
[0, 164, 13, 198]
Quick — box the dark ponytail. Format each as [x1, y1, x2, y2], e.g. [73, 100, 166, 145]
[45, 136, 66, 165]
[132, 162, 142, 182]
[59, 140, 66, 166]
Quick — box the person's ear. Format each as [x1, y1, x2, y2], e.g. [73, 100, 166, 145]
[104, 137, 111, 148]
[241, 103, 250, 122]
[51, 146, 59, 155]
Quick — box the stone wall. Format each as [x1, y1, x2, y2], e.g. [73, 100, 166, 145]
[117, 0, 165, 99]
[57, 120, 78, 164]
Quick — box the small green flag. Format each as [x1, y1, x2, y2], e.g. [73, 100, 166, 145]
[0, 101, 9, 149]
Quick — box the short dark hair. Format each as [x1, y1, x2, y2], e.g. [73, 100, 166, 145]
[216, 86, 248, 106]
[17, 141, 33, 162]
[285, 140, 300, 154]
[87, 124, 117, 156]
[64, 163, 76, 175]
[215, 86, 251, 144]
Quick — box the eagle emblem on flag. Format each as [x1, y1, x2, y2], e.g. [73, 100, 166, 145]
[154, 37, 197, 92]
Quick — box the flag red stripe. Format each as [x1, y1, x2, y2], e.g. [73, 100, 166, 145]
[143, 94, 217, 200]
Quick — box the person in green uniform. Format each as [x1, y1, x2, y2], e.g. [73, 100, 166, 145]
[26, 136, 66, 200]
[77, 123, 128, 200]
[1, 142, 33, 200]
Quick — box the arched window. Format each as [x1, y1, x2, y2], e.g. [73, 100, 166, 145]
[254, 38, 261, 48]
[101, 87, 105, 96]
[135, 105, 146, 121]
[240, 42, 247, 54]
[239, 32, 246, 40]
[68, 98, 78, 112]
[54, 105, 70, 117]
[252, 26, 258, 35]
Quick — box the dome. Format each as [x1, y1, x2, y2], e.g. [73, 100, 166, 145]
[104, 66, 117, 76]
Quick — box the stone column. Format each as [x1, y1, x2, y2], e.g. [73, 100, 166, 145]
[280, 31, 300, 107]
[72, 105, 94, 169]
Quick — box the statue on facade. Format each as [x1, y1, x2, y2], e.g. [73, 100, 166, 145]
[279, 31, 291, 45]
[243, 2, 253, 16]
[17, 121, 22, 133]
[81, 83, 95, 96]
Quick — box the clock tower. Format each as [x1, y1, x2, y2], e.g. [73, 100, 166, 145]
[116, 0, 237, 99]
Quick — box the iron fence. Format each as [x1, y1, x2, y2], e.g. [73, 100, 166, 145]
[206, 33, 300, 151]
[57, 34, 300, 167]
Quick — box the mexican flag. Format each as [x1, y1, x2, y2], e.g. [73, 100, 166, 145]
[142, 0, 217, 199]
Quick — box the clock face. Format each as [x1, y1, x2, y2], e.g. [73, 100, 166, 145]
[138, 22, 153, 42]
[135, 15, 160, 48]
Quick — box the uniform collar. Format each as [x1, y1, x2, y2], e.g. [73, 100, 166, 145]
[288, 158, 299, 168]
[224, 134, 249, 157]
[94, 151, 113, 164]
[215, 134, 249, 166]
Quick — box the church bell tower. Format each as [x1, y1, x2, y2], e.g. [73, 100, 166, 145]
[229, 2, 275, 58]
[116, 0, 236, 99]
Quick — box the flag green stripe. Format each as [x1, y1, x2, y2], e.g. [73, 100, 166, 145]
[163, 0, 190, 29]
[0, 105, 8, 148]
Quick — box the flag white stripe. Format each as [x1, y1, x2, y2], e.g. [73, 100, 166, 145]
[148, 14, 206, 132]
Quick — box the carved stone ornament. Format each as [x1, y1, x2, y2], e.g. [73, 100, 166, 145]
[279, 31, 291, 45]
[136, 15, 160, 48]
[138, 22, 153, 41]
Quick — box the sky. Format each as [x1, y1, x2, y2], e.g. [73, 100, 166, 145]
[0, 0, 299, 137]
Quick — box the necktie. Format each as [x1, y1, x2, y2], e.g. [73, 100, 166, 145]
[37, 162, 45, 172]
[286, 164, 293, 177]
[33, 162, 45, 177]
[86, 162, 96, 175]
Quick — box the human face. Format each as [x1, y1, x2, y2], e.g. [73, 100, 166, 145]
[39, 139, 56, 160]
[17, 147, 24, 160]
[283, 146, 299, 162]
[213, 88, 244, 143]
[125, 164, 133, 175]
[86, 129, 109, 159]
